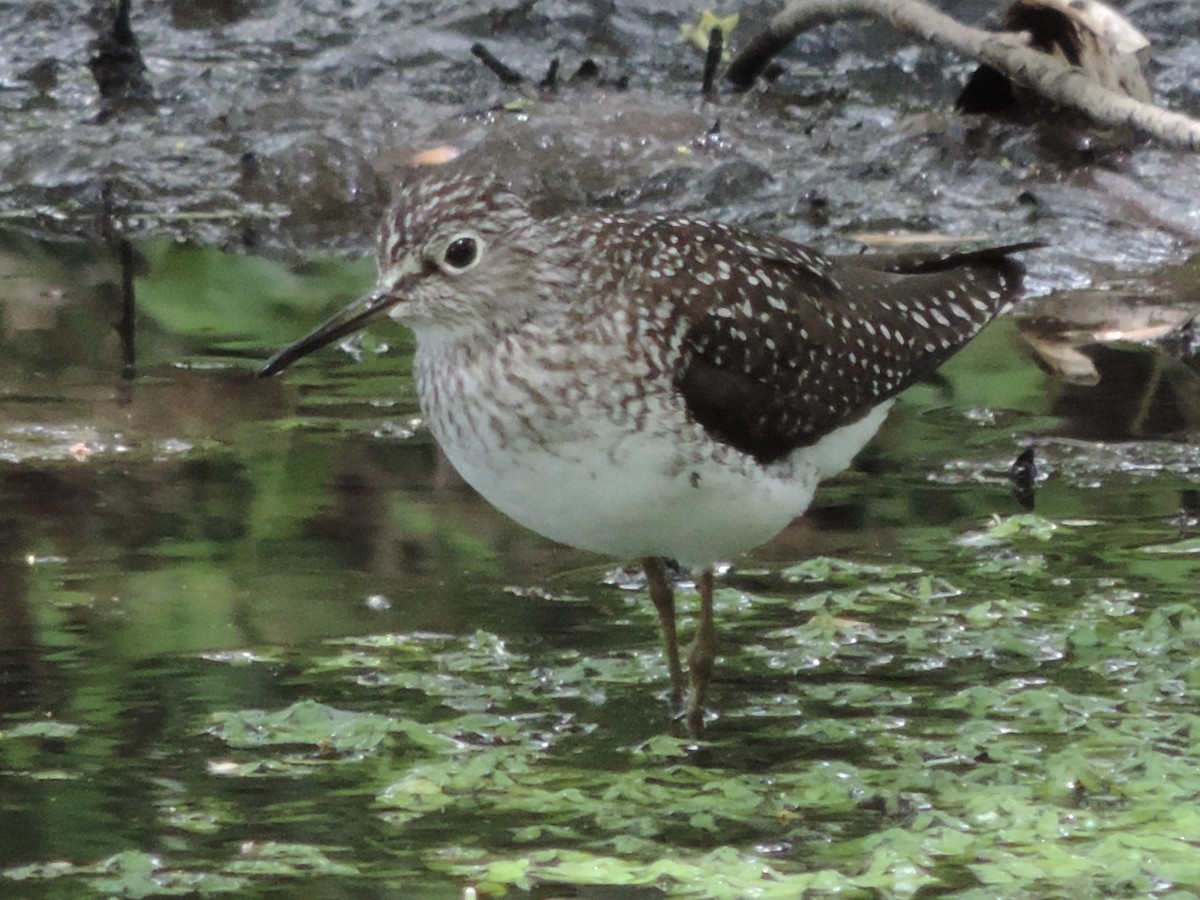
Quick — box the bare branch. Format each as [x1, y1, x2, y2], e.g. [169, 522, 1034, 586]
[727, 0, 1200, 150]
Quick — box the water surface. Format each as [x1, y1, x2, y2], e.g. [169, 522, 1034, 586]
[4, 0, 1200, 896]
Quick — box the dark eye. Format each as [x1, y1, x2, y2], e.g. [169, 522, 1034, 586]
[443, 236, 478, 270]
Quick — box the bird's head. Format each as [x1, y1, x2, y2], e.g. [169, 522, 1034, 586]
[260, 171, 571, 377]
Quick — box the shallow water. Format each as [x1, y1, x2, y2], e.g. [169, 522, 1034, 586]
[4, 0, 1200, 896]
[3, 234, 1200, 897]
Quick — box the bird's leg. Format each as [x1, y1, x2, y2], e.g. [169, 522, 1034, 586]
[642, 556, 685, 709]
[686, 566, 717, 731]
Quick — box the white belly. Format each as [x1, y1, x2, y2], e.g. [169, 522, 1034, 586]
[429, 386, 893, 568]
[441, 428, 805, 566]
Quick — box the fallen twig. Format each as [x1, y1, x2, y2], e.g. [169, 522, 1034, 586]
[727, 0, 1200, 150]
[470, 42, 525, 85]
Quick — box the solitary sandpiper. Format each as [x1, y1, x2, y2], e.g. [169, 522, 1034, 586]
[261, 169, 1036, 727]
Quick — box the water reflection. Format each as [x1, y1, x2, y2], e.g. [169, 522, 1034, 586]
[4, 234, 1200, 895]
[5, 234, 1200, 657]
[1017, 283, 1200, 438]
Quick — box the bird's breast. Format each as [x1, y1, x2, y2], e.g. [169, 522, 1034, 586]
[409, 335, 882, 565]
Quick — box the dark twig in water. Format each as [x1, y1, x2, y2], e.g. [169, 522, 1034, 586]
[117, 239, 137, 380]
[471, 46, 622, 93]
[88, 0, 155, 120]
[726, 0, 1200, 149]
[1178, 489, 1200, 539]
[98, 179, 117, 243]
[1009, 445, 1037, 512]
[539, 58, 560, 91]
[702, 26, 722, 98]
[471, 43, 525, 85]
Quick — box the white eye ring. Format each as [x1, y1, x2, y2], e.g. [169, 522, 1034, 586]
[438, 233, 484, 274]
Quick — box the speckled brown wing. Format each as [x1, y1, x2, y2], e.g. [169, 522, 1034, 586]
[675, 240, 1033, 465]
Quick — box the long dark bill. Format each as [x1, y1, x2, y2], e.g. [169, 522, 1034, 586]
[259, 290, 398, 377]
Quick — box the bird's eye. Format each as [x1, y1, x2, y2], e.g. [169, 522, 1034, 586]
[441, 235, 480, 272]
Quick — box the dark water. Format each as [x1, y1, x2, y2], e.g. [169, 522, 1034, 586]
[4, 0, 1200, 896]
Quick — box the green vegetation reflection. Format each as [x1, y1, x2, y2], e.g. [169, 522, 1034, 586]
[5, 240, 1200, 898]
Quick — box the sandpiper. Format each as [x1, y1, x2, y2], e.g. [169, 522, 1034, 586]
[262, 170, 1035, 727]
